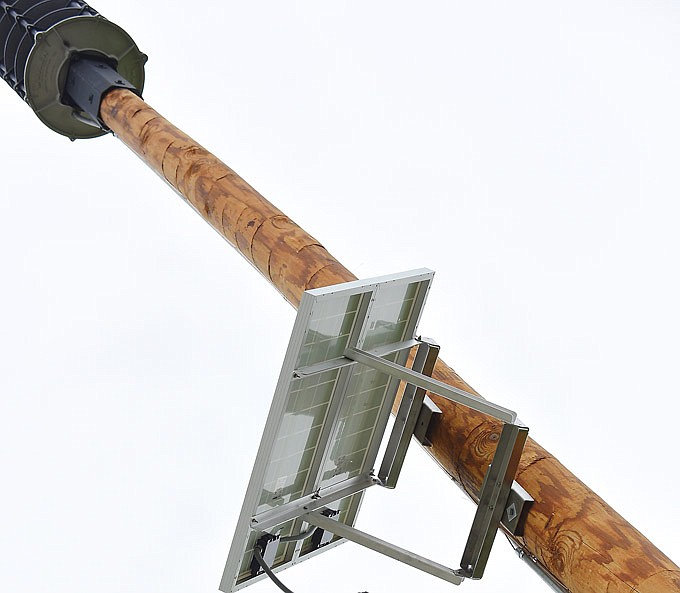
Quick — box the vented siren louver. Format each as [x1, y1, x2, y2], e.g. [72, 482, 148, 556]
[0, 0, 146, 139]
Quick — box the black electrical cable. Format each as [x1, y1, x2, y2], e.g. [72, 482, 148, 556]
[255, 529, 368, 593]
[253, 546, 295, 593]
[254, 546, 368, 593]
[280, 527, 318, 543]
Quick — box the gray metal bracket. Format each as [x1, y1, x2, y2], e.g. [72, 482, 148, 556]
[413, 395, 442, 447]
[345, 344, 530, 580]
[304, 510, 464, 586]
[378, 338, 440, 488]
[458, 423, 529, 579]
[344, 347, 517, 423]
[251, 474, 380, 533]
[502, 481, 533, 536]
[250, 339, 531, 586]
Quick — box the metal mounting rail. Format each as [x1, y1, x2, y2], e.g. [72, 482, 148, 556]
[304, 510, 464, 586]
[459, 423, 529, 579]
[344, 347, 517, 424]
[378, 338, 440, 489]
[251, 475, 381, 533]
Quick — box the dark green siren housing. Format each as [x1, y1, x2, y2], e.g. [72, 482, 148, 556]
[0, 0, 146, 139]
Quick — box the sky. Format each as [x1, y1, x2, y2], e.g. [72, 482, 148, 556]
[1, 1, 679, 592]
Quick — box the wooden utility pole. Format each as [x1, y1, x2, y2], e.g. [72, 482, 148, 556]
[99, 88, 680, 593]
[2, 2, 678, 591]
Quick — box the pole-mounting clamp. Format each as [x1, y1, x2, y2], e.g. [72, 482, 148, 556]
[64, 57, 140, 131]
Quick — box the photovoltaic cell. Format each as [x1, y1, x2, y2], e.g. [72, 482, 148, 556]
[221, 270, 434, 592]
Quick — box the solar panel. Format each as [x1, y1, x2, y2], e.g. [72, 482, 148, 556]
[220, 270, 435, 592]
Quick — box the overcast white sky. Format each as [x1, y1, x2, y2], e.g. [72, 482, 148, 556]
[1, 1, 679, 592]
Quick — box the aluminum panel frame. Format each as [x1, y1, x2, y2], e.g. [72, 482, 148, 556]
[220, 269, 435, 592]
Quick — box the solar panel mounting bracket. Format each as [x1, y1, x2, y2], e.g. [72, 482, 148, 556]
[221, 270, 531, 591]
[413, 395, 442, 447]
[342, 341, 529, 580]
[377, 337, 441, 489]
[343, 346, 517, 423]
[304, 509, 465, 586]
[250, 474, 381, 533]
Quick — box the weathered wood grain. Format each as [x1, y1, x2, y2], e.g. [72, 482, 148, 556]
[100, 88, 680, 593]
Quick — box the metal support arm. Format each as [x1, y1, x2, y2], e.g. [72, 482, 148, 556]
[344, 347, 517, 423]
[251, 475, 380, 533]
[345, 344, 529, 579]
[378, 338, 440, 488]
[304, 510, 464, 586]
[459, 423, 529, 578]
